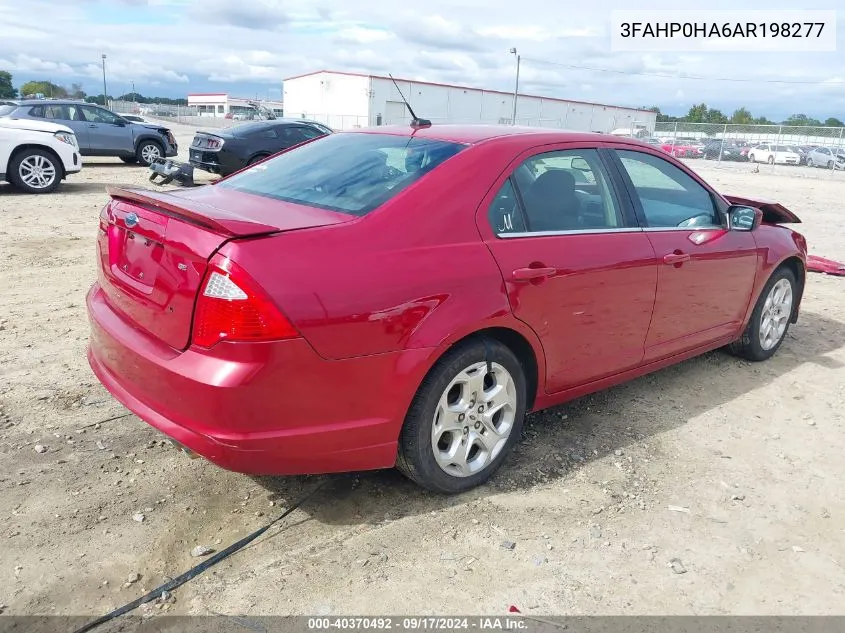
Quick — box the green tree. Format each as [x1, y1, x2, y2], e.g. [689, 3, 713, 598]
[730, 107, 754, 124]
[824, 117, 844, 127]
[685, 103, 708, 123]
[0, 70, 16, 98]
[783, 113, 823, 127]
[19, 80, 67, 99]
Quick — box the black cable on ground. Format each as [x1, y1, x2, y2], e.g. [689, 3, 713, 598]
[73, 480, 328, 633]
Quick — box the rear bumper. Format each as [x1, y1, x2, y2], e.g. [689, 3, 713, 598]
[86, 283, 434, 475]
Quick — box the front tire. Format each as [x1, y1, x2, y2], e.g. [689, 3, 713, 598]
[768, 155, 775, 165]
[729, 266, 797, 361]
[9, 148, 61, 194]
[807, 158, 814, 168]
[396, 338, 527, 494]
[749, 153, 756, 162]
[136, 140, 163, 167]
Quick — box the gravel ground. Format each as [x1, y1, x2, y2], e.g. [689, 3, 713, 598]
[1, 124, 844, 618]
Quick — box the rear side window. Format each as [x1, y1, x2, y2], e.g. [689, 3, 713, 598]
[217, 133, 465, 216]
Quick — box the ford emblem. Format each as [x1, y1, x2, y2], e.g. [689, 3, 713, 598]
[125, 212, 139, 228]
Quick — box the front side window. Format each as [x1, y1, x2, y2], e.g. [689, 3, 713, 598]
[488, 148, 623, 236]
[81, 106, 120, 124]
[217, 133, 465, 216]
[615, 149, 720, 229]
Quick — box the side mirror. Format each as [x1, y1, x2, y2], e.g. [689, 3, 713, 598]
[728, 205, 762, 231]
[570, 157, 590, 171]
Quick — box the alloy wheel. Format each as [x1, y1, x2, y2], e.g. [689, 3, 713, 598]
[759, 278, 793, 351]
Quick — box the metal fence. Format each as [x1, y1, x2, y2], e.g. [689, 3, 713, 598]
[655, 121, 845, 147]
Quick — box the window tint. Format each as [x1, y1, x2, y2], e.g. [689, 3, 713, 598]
[249, 127, 278, 139]
[29, 105, 45, 117]
[66, 105, 83, 121]
[489, 149, 622, 236]
[616, 149, 720, 229]
[81, 106, 120, 124]
[217, 133, 465, 216]
[297, 126, 325, 140]
[42, 105, 64, 119]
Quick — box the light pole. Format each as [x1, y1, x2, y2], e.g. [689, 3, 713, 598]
[509, 47, 520, 126]
[101, 54, 108, 107]
[132, 81, 136, 110]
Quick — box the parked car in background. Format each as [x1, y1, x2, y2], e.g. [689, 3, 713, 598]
[747, 144, 800, 165]
[805, 145, 845, 169]
[188, 119, 331, 176]
[0, 100, 178, 166]
[659, 138, 701, 158]
[783, 145, 809, 165]
[87, 124, 807, 493]
[0, 116, 81, 193]
[702, 139, 747, 161]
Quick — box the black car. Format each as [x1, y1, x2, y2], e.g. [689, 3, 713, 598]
[702, 139, 747, 161]
[188, 119, 332, 176]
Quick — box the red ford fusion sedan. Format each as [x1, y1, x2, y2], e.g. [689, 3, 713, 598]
[86, 124, 807, 493]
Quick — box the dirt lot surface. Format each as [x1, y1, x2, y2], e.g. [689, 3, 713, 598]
[1, 124, 844, 618]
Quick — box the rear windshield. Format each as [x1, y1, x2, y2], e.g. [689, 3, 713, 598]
[217, 132, 466, 216]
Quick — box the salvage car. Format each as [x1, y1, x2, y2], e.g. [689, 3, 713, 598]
[188, 119, 331, 176]
[702, 139, 747, 161]
[0, 100, 178, 166]
[0, 116, 81, 193]
[86, 126, 807, 493]
[805, 145, 845, 169]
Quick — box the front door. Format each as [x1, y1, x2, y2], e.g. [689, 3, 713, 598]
[480, 145, 658, 394]
[79, 105, 134, 154]
[609, 148, 759, 362]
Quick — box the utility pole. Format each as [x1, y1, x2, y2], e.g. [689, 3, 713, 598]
[509, 47, 520, 126]
[132, 81, 136, 109]
[101, 54, 108, 107]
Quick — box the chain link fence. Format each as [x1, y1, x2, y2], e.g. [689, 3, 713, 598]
[654, 122, 845, 173]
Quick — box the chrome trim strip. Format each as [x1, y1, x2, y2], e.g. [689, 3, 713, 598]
[497, 227, 644, 239]
[641, 226, 724, 232]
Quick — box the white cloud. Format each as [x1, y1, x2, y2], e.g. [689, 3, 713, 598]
[0, 0, 843, 119]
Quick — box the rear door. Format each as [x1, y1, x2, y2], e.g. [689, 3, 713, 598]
[607, 148, 759, 362]
[479, 144, 658, 394]
[80, 105, 134, 154]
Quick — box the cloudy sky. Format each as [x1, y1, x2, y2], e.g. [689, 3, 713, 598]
[1, 0, 843, 120]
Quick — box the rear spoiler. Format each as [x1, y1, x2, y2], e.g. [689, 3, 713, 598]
[105, 185, 279, 236]
[723, 195, 802, 224]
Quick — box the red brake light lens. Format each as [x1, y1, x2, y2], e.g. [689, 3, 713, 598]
[192, 257, 299, 348]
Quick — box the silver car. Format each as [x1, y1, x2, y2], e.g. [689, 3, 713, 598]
[805, 145, 845, 169]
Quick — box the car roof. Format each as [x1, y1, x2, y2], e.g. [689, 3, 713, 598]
[345, 123, 631, 146]
[8, 99, 88, 106]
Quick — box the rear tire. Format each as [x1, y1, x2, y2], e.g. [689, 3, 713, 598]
[748, 153, 756, 162]
[247, 154, 269, 166]
[8, 148, 61, 194]
[729, 266, 797, 362]
[828, 160, 834, 169]
[396, 338, 527, 494]
[136, 140, 163, 167]
[768, 155, 775, 165]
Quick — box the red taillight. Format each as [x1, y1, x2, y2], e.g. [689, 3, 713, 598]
[98, 201, 113, 232]
[191, 256, 299, 348]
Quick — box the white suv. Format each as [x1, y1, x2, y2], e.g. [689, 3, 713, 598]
[0, 116, 82, 193]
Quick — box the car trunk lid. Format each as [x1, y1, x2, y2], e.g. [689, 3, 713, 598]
[96, 185, 353, 350]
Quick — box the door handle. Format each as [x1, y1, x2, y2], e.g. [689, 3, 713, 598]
[663, 252, 690, 265]
[512, 266, 556, 281]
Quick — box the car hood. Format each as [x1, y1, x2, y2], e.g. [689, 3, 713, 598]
[133, 122, 169, 132]
[0, 117, 74, 135]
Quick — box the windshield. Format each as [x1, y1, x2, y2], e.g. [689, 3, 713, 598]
[217, 132, 466, 216]
[0, 104, 17, 116]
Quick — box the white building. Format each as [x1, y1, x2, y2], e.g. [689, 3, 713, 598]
[282, 70, 656, 133]
[186, 93, 284, 118]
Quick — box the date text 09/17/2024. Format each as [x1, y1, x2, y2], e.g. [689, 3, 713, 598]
[307, 617, 528, 631]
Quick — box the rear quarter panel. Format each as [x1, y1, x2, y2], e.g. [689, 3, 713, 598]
[216, 139, 540, 362]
